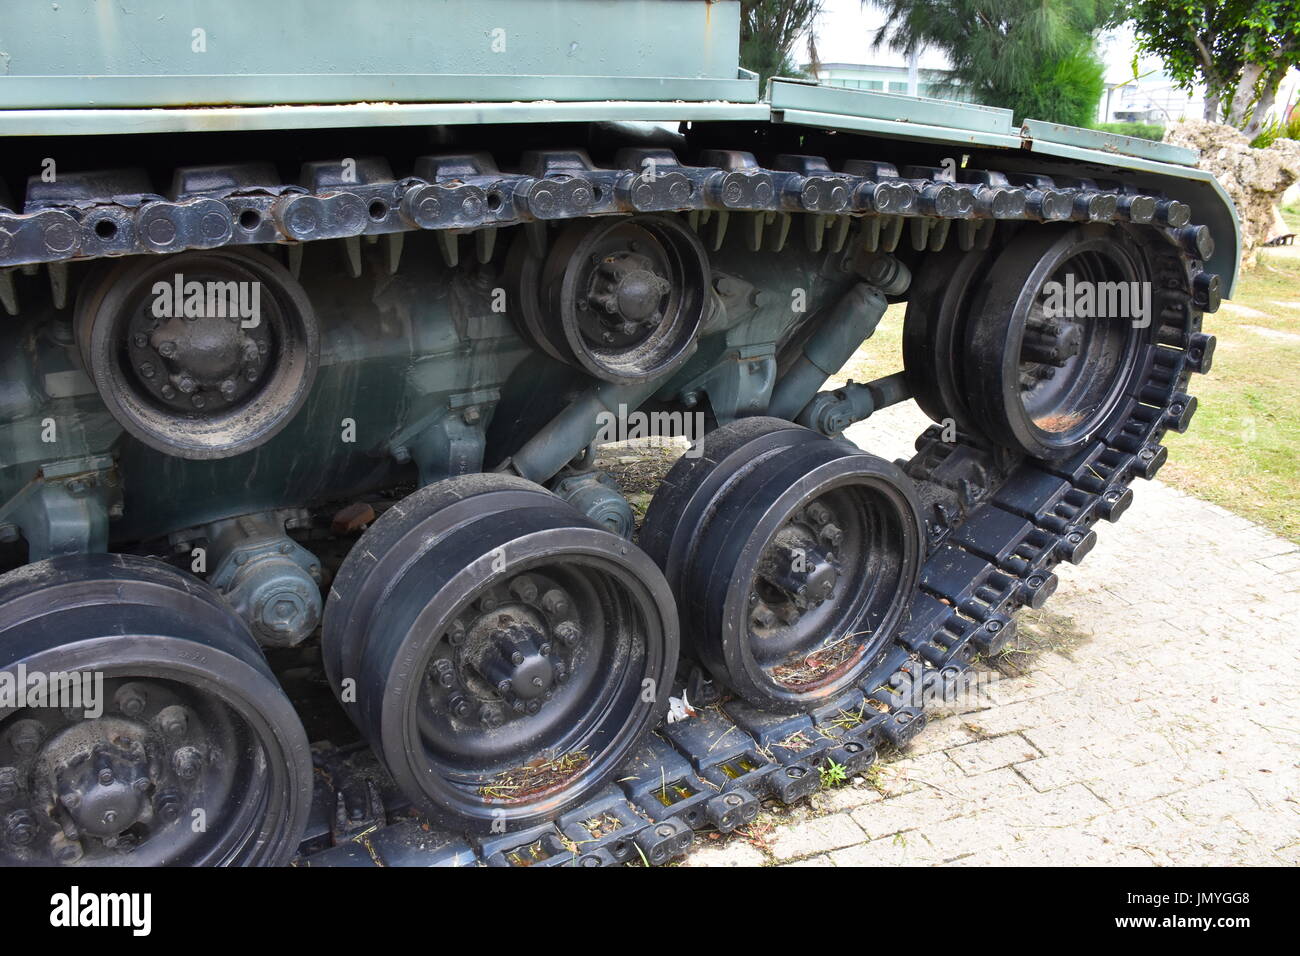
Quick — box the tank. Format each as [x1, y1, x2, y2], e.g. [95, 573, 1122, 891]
[0, 0, 1236, 866]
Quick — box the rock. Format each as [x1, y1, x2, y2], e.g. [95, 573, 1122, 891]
[1164, 120, 1300, 269]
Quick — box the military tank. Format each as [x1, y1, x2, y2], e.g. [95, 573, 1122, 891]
[0, 0, 1236, 867]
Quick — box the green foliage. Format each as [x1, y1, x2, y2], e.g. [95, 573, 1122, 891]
[1093, 121, 1167, 140]
[869, 1, 1118, 125]
[1250, 111, 1300, 148]
[820, 757, 848, 788]
[1121, 1, 1300, 132]
[740, 0, 823, 88]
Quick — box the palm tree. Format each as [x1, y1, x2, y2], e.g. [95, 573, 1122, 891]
[868, 0, 1116, 127]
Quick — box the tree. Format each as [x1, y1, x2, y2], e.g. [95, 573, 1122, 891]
[869, 0, 1119, 127]
[1121, 1, 1300, 136]
[739, 0, 824, 89]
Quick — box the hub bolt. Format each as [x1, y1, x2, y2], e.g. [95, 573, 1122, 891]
[158, 341, 177, 358]
[50, 833, 83, 865]
[158, 705, 188, 738]
[541, 589, 570, 617]
[448, 694, 470, 718]
[819, 523, 844, 549]
[171, 747, 204, 781]
[509, 577, 539, 603]
[154, 789, 182, 824]
[431, 659, 456, 688]
[5, 809, 36, 847]
[9, 720, 44, 756]
[115, 684, 148, 718]
[554, 621, 581, 646]
[0, 767, 19, 801]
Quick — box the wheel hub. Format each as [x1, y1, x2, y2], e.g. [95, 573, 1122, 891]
[432, 574, 578, 726]
[53, 731, 153, 840]
[583, 252, 672, 343]
[133, 309, 270, 411]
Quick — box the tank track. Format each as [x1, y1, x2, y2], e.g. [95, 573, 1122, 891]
[1, 146, 1217, 866]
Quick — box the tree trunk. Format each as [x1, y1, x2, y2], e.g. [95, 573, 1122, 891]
[1242, 64, 1291, 139]
[1203, 92, 1221, 123]
[1227, 61, 1267, 129]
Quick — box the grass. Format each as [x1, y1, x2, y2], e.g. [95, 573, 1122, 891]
[1160, 207, 1300, 542]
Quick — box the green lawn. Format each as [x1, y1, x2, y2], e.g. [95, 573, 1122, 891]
[1161, 208, 1300, 541]
[833, 210, 1300, 542]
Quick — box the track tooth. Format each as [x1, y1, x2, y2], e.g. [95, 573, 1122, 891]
[803, 214, 824, 252]
[48, 261, 68, 310]
[525, 221, 547, 257]
[387, 232, 405, 273]
[744, 212, 765, 251]
[287, 243, 303, 279]
[828, 215, 851, 254]
[710, 209, 730, 251]
[343, 234, 363, 277]
[474, 227, 495, 264]
[0, 269, 17, 315]
[957, 219, 978, 251]
[435, 231, 460, 268]
[927, 218, 950, 252]
[881, 215, 905, 252]
[767, 212, 791, 252]
[858, 216, 881, 253]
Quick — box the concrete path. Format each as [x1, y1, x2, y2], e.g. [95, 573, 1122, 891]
[682, 403, 1300, 866]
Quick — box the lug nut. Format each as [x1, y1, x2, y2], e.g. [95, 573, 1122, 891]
[50, 833, 83, 865]
[553, 621, 581, 646]
[157, 705, 188, 738]
[509, 576, 539, 603]
[9, 720, 44, 756]
[448, 694, 469, 718]
[5, 810, 36, 847]
[431, 659, 456, 688]
[115, 684, 148, 718]
[158, 341, 177, 358]
[0, 767, 18, 801]
[541, 589, 570, 617]
[154, 789, 182, 823]
[819, 523, 844, 549]
[171, 746, 204, 781]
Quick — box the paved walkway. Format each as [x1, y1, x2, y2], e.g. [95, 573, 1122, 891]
[682, 404, 1300, 866]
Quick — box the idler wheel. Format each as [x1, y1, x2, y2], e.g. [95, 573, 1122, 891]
[963, 224, 1151, 458]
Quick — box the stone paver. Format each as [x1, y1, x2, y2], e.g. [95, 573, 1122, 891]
[684, 402, 1299, 866]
